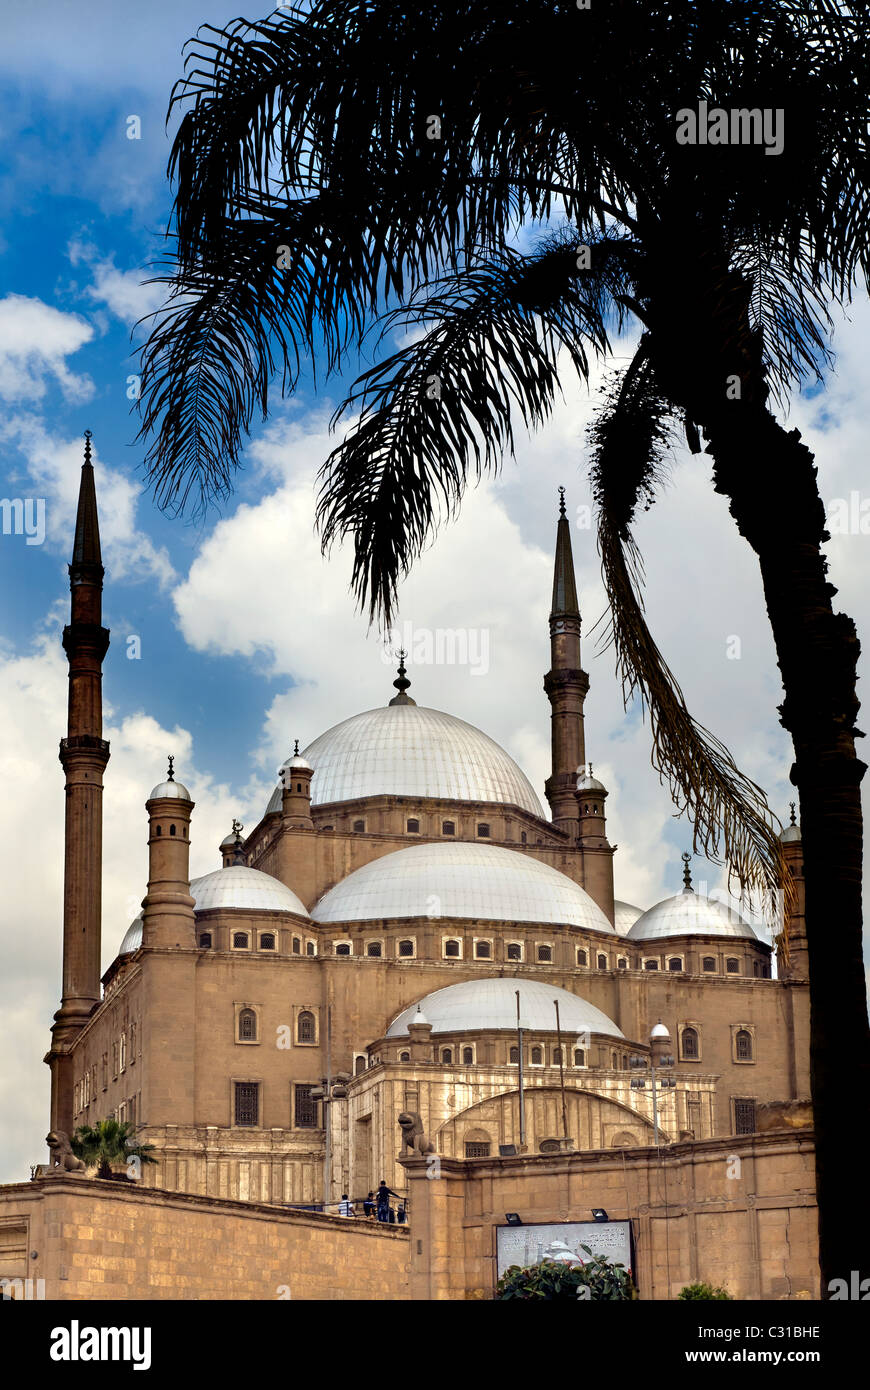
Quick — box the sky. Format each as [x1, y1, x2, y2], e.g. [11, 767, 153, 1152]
[1, 2, 868, 1184]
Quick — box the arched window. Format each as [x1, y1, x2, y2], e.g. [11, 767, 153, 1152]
[155, 825, 162, 836]
[169, 824, 176, 836]
[306, 941, 316, 956]
[366, 941, 382, 957]
[577, 949, 588, 966]
[726, 958, 740, 974]
[537, 944, 552, 963]
[199, 933, 212, 949]
[475, 941, 491, 959]
[442, 820, 455, 835]
[352, 819, 365, 832]
[399, 1051, 411, 1062]
[611, 1051, 618, 1068]
[644, 959, 659, 971]
[335, 942, 351, 956]
[407, 818, 420, 833]
[681, 1026, 699, 1060]
[574, 1048, 585, 1066]
[507, 943, 522, 961]
[398, 939, 414, 957]
[354, 1055, 367, 1075]
[462, 1047, 474, 1064]
[477, 823, 490, 838]
[259, 933, 275, 951]
[509, 1045, 519, 1064]
[597, 953, 607, 969]
[441, 1048, 453, 1064]
[232, 932, 248, 949]
[444, 939, 460, 958]
[702, 957, 716, 972]
[531, 1046, 543, 1065]
[617, 957, 628, 970]
[521, 831, 527, 844]
[297, 1011, 316, 1043]
[292, 937, 301, 955]
[552, 1047, 562, 1065]
[736, 1029, 753, 1061]
[668, 957, 683, 972]
[238, 1008, 257, 1042]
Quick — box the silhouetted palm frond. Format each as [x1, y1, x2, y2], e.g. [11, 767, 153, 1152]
[316, 233, 637, 620]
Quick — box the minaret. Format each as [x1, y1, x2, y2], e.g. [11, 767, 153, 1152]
[141, 757, 196, 950]
[777, 805, 808, 981]
[575, 763, 616, 923]
[543, 489, 588, 835]
[46, 431, 111, 1135]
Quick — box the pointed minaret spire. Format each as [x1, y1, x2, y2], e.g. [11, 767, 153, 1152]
[47, 432, 111, 1139]
[388, 648, 416, 706]
[544, 490, 587, 834]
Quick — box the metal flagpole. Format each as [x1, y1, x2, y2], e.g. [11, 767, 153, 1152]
[323, 1003, 332, 1210]
[516, 990, 525, 1149]
[554, 999, 569, 1144]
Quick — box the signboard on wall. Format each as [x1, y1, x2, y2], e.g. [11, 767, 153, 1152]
[496, 1220, 634, 1279]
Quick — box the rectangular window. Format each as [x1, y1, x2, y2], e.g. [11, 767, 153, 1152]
[734, 1098, 756, 1135]
[294, 1083, 319, 1129]
[234, 1081, 259, 1127]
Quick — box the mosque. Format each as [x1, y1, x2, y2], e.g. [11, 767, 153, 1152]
[44, 437, 810, 1228]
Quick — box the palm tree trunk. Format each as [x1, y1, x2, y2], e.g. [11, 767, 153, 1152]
[697, 401, 868, 1293]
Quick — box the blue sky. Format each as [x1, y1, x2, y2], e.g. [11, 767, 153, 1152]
[1, 2, 869, 1182]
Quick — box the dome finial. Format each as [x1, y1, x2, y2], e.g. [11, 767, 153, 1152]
[388, 648, 416, 706]
[681, 851, 693, 893]
[83, 429, 93, 466]
[293, 738, 300, 756]
[167, 754, 175, 782]
[789, 801, 796, 826]
[231, 819, 246, 865]
[558, 485, 566, 518]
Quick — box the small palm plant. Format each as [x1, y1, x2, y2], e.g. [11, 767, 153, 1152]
[71, 1120, 157, 1181]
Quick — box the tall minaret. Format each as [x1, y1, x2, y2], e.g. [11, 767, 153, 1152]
[46, 431, 111, 1135]
[543, 489, 588, 835]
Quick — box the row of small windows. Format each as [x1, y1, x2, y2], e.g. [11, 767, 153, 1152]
[199, 932, 316, 954]
[233, 1081, 323, 1129]
[154, 823, 186, 837]
[236, 1010, 316, 1044]
[351, 818, 489, 837]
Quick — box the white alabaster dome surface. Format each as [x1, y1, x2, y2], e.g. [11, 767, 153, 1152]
[627, 890, 759, 941]
[386, 977, 624, 1038]
[266, 703, 545, 817]
[312, 841, 616, 931]
[118, 865, 309, 954]
[613, 900, 645, 936]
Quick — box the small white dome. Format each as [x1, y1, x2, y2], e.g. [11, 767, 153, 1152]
[576, 767, 607, 793]
[650, 1021, 670, 1039]
[287, 754, 313, 772]
[117, 866, 308, 954]
[220, 832, 237, 849]
[780, 824, 801, 844]
[628, 890, 759, 942]
[386, 978, 624, 1038]
[614, 900, 645, 936]
[149, 779, 192, 802]
[266, 703, 544, 817]
[312, 841, 616, 932]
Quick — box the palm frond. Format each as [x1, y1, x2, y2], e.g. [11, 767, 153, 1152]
[316, 233, 637, 623]
[588, 347, 784, 897]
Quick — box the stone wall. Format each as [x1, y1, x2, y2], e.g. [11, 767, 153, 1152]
[0, 1176, 409, 1301]
[401, 1129, 818, 1301]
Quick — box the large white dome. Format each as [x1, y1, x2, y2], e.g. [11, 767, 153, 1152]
[117, 865, 309, 954]
[627, 890, 759, 941]
[312, 841, 616, 931]
[386, 978, 624, 1038]
[266, 703, 545, 817]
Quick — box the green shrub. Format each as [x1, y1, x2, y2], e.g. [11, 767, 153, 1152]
[71, 1119, 157, 1180]
[496, 1249, 636, 1301]
[678, 1281, 735, 1300]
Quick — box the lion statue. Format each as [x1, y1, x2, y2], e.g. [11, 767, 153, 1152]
[45, 1130, 86, 1175]
[397, 1111, 435, 1156]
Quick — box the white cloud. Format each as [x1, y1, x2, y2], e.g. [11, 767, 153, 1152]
[68, 241, 166, 326]
[1, 418, 177, 590]
[0, 294, 94, 403]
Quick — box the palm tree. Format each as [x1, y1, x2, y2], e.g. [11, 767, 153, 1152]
[136, 1, 869, 1287]
[71, 1119, 157, 1180]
